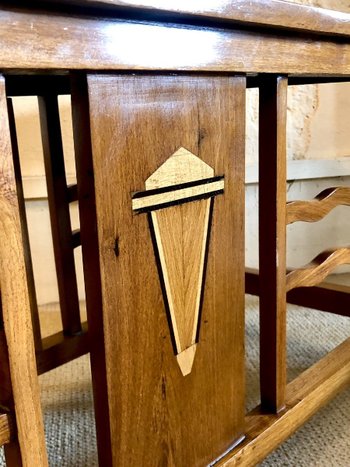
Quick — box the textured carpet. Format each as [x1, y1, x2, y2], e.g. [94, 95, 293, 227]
[1, 295, 349, 466]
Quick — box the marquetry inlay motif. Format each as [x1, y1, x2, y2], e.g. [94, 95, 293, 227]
[132, 147, 224, 376]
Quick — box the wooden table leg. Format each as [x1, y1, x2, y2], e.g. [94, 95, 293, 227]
[259, 76, 288, 413]
[0, 75, 48, 466]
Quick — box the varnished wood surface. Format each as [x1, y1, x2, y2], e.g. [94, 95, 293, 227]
[7, 97, 42, 352]
[0, 413, 12, 446]
[0, 75, 48, 466]
[259, 76, 288, 413]
[246, 268, 350, 318]
[287, 186, 350, 225]
[286, 247, 350, 292]
[33, 0, 350, 37]
[135, 147, 220, 376]
[71, 74, 113, 467]
[2, 9, 350, 74]
[88, 74, 245, 466]
[0, 315, 22, 463]
[36, 322, 89, 375]
[219, 337, 350, 466]
[38, 94, 82, 336]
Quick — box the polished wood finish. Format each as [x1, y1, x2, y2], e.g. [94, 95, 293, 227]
[38, 93, 82, 336]
[71, 73, 113, 467]
[0, 414, 13, 447]
[0, 75, 48, 466]
[134, 147, 221, 376]
[52, 0, 350, 37]
[7, 98, 42, 351]
[1, 2, 350, 465]
[287, 186, 350, 225]
[2, 9, 350, 75]
[218, 337, 350, 466]
[0, 310, 22, 465]
[87, 74, 245, 466]
[36, 322, 89, 375]
[286, 247, 350, 292]
[259, 76, 288, 414]
[246, 268, 350, 318]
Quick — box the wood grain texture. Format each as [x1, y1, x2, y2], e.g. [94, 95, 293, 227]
[0, 75, 48, 466]
[286, 247, 350, 292]
[36, 322, 89, 375]
[7, 97, 42, 351]
[88, 74, 245, 466]
[2, 9, 350, 74]
[246, 267, 350, 318]
[151, 199, 210, 376]
[259, 76, 288, 413]
[38, 93, 82, 336]
[0, 413, 12, 446]
[71, 73, 113, 467]
[287, 186, 350, 225]
[218, 337, 350, 466]
[49, 0, 350, 37]
[0, 313, 22, 464]
[138, 147, 219, 376]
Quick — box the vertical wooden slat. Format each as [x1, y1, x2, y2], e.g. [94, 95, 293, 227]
[71, 74, 112, 467]
[0, 75, 48, 466]
[4, 441, 23, 467]
[38, 93, 82, 336]
[7, 97, 42, 351]
[259, 75, 288, 413]
[0, 297, 23, 466]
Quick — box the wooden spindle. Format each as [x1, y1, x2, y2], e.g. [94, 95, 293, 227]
[259, 75, 288, 413]
[38, 93, 82, 336]
[7, 97, 43, 351]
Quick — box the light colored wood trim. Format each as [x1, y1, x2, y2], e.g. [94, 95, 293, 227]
[132, 179, 223, 211]
[151, 210, 181, 351]
[176, 344, 197, 377]
[56, 0, 350, 38]
[218, 337, 350, 466]
[192, 198, 211, 344]
[143, 148, 218, 376]
[3, 10, 350, 74]
[287, 186, 350, 225]
[286, 247, 350, 291]
[0, 76, 48, 466]
[0, 413, 12, 446]
[145, 147, 214, 188]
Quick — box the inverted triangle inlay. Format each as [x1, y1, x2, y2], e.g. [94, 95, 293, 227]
[132, 147, 224, 376]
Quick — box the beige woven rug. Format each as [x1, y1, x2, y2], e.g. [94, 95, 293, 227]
[1, 295, 349, 466]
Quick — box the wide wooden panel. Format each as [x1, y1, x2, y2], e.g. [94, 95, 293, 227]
[88, 74, 245, 466]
